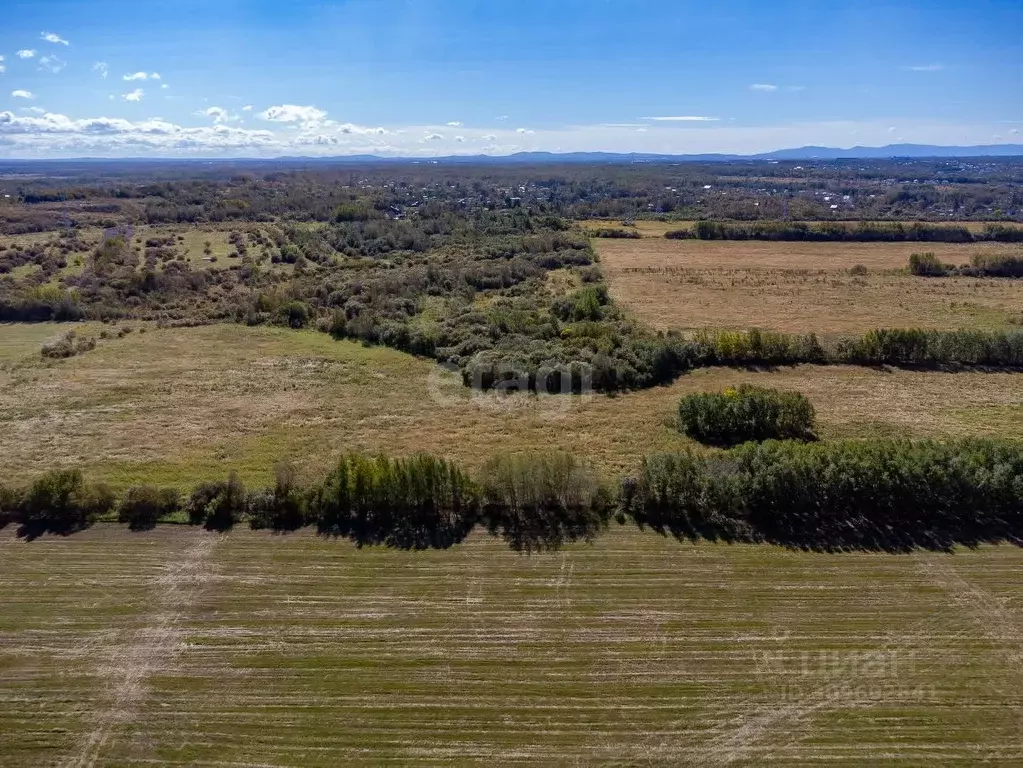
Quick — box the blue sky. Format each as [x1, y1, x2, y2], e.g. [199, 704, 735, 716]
[1, 0, 1021, 157]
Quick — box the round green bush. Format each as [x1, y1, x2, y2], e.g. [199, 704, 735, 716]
[677, 384, 816, 446]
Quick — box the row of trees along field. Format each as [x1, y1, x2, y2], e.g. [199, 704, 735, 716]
[665, 220, 1023, 242]
[3, 438, 1021, 553]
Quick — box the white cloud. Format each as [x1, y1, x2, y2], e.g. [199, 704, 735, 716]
[516, 127, 535, 135]
[242, 105, 253, 111]
[0, 110, 280, 157]
[259, 104, 327, 128]
[0, 62, 4, 75]
[495, 115, 508, 121]
[17, 49, 37, 59]
[749, 83, 778, 92]
[423, 132, 443, 141]
[198, 106, 232, 124]
[93, 62, 108, 78]
[22, 106, 46, 115]
[11, 90, 35, 99]
[336, 123, 386, 135]
[641, 116, 720, 122]
[38, 56, 65, 74]
[904, 64, 943, 72]
[161, 83, 169, 89]
[41, 32, 70, 46]
[454, 135, 465, 142]
[446, 121, 462, 127]
[123, 71, 160, 81]
[1011, 129, 1020, 135]
[0, 113, 1014, 159]
[122, 88, 144, 102]
[888, 126, 897, 132]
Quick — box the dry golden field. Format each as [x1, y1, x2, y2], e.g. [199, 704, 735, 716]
[595, 237, 1023, 333]
[1, 324, 1020, 489]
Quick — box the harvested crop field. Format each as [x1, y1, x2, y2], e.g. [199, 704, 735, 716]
[595, 238, 1023, 333]
[0, 526, 1020, 766]
[1, 324, 1021, 488]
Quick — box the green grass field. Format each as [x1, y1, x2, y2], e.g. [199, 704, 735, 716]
[0, 526, 1020, 766]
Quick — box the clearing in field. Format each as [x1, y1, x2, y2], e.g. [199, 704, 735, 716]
[0, 527, 1020, 766]
[1, 323, 1020, 488]
[595, 237, 1023, 333]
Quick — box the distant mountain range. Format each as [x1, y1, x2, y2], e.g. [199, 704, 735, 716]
[756, 143, 1023, 160]
[4, 144, 1023, 166]
[410, 144, 1023, 163]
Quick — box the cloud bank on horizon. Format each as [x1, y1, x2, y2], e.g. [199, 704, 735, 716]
[0, 0, 1020, 158]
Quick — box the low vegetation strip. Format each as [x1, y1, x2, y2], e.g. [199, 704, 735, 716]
[3, 439, 1021, 553]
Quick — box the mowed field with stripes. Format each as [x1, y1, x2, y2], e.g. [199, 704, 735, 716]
[1, 526, 1020, 767]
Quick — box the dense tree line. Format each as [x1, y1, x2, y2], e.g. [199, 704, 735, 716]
[1, 453, 610, 552]
[623, 440, 1023, 552]
[666, 220, 1023, 243]
[4, 439, 1020, 552]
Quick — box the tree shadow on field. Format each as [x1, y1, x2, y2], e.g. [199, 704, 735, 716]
[482, 505, 609, 554]
[316, 509, 478, 550]
[15, 519, 92, 542]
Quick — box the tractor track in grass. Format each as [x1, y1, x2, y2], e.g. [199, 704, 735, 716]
[62, 530, 218, 768]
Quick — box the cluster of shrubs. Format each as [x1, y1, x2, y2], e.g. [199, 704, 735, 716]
[666, 220, 1022, 243]
[0, 453, 611, 552]
[586, 228, 641, 239]
[690, 329, 826, 366]
[40, 330, 97, 359]
[0, 285, 85, 322]
[622, 439, 1023, 551]
[0, 469, 114, 535]
[910, 252, 1023, 278]
[677, 385, 817, 446]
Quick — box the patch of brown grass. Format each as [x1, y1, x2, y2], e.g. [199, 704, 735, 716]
[596, 238, 1023, 333]
[583, 219, 686, 238]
